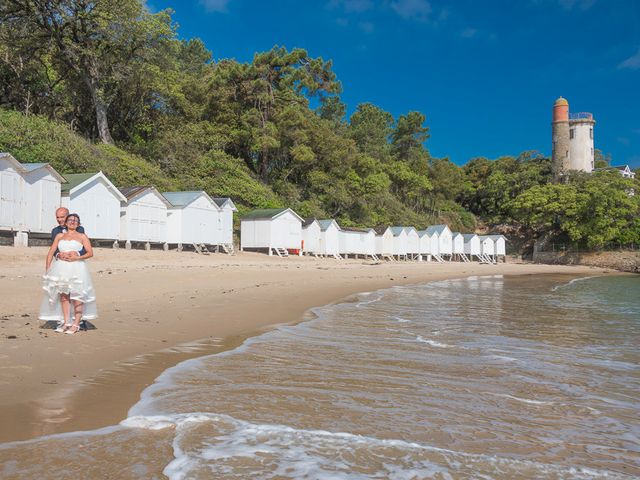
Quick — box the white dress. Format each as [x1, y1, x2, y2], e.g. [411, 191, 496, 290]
[39, 239, 98, 321]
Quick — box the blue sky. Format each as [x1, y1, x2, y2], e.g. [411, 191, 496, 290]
[151, 0, 640, 168]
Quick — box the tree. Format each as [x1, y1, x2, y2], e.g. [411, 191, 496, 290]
[390, 111, 429, 161]
[0, 0, 175, 144]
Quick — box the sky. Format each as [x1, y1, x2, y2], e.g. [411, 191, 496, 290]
[150, 0, 640, 168]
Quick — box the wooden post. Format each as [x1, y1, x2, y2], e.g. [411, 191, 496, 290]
[163, 243, 169, 251]
[125, 240, 132, 250]
[144, 242, 150, 251]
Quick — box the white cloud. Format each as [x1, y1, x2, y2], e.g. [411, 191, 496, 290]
[200, 0, 230, 13]
[390, 0, 432, 21]
[618, 48, 640, 70]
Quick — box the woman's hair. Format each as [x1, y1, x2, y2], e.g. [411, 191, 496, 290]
[65, 213, 81, 226]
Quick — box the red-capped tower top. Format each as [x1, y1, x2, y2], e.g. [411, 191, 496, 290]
[552, 97, 569, 123]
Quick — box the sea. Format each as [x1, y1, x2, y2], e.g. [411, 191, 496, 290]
[1, 273, 639, 479]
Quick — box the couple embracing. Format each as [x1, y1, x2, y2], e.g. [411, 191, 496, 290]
[38, 207, 98, 335]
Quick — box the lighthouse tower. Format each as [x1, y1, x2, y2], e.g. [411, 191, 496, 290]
[551, 97, 596, 181]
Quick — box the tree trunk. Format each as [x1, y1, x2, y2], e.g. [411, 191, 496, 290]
[84, 61, 114, 144]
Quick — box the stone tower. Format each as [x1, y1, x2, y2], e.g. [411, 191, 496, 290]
[551, 97, 596, 181]
[552, 97, 570, 181]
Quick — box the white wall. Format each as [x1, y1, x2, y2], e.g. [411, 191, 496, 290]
[271, 211, 302, 250]
[570, 121, 594, 172]
[452, 234, 464, 254]
[479, 237, 495, 255]
[438, 229, 453, 255]
[180, 195, 219, 244]
[392, 233, 408, 256]
[319, 224, 340, 255]
[463, 236, 480, 256]
[220, 207, 234, 244]
[406, 230, 420, 254]
[302, 222, 321, 253]
[69, 179, 121, 240]
[24, 169, 61, 234]
[121, 190, 168, 243]
[0, 159, 26, 231]
[375, 230, 394, 255]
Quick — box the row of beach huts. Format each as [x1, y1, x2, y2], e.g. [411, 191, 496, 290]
[0, 153, 506, 262]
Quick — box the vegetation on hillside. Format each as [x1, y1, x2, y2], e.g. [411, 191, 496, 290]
[1, 0, 638, 248]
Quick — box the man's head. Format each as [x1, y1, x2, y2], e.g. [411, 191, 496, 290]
[55, 207, 69, 226]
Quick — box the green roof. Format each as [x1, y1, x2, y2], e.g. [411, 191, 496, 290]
[242, 208, 288, 220]
[61, 173, 98, 193]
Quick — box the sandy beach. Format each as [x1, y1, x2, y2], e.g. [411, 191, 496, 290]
[0, 246, 610, 443]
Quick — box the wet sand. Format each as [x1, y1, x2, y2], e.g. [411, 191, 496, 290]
[0, 246, 609, 442]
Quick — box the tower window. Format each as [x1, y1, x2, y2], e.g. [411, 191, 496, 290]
[570, 129, 575, 139]
[590, 128, 593, 139]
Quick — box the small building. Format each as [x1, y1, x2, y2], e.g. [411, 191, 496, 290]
[339, 227, 377, 259]
[119, 186, 171, 245]
[404, 227, 420, 259]
[318, 219, 341, 258]
[240, 208, 303, 256]
[0, 152, 28, 233]
[426, 224, 453, 258]
[390, 227, 408, 259]
[62, 172, 126, 241]
[212, 197, 238, 247]
[478, 235, 495, 258]
[374, 226, 394, 259]
[302, 218, 321, 255]
[452, 232, 465, 257]
[163, 191, 222, 246]
[418, 229, 438, 259]
[22, 163, 65, 234]
[487, 234, 506, 257]
[462, 234, 481, 260]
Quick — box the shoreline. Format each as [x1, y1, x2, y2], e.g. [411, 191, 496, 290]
[0, 246, 615, 443]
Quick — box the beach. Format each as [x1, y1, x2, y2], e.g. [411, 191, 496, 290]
[0, 246, 611, 443]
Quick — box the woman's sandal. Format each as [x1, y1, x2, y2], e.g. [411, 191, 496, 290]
[55, 323, 70, 333]
[64, 324, 81, 335]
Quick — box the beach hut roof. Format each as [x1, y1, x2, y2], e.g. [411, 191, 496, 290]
[212, 197, 238, 211]
[242, 208, 303, 222]
[20, 162, 66, 182]
[302, 218, 319, 228]
[342, 226, 374, 233]
[403, 226, 418, 235]
[120, 186, 172, 207]
[0, 152, 28, 173]
[162, 191, 218, 209]
[62, 171, 126, 201]
[425, 224, 450, 236]
[487, 234, 507, 241]
[461, 233, 478, 241]
[373, 226, 390, 235]
[390, 227, 406, 236]
[318, 219, 341, 231]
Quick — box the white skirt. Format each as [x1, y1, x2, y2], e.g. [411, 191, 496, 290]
[38, 259, 98, 321]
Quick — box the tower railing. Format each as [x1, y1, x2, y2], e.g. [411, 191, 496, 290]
[569, 112, 593, 120]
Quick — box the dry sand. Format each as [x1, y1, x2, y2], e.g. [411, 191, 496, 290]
[0, 246, 609, 442]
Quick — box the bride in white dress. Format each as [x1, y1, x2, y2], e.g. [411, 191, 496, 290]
[39, 213, 97, 334]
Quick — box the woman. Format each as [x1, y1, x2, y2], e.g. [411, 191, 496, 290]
[39, 213, 97, 334]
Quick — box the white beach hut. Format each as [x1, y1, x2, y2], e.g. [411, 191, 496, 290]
[404, 227, 420, 260]
[374, 226, 394, 260]
[339, 227, 378, 260]
[451, 232, 467, 261]
[22, 163, 65, 235]
[119, 186, 171, 246]
[62, 172, 126, 241]
[212, 197, 238, 251]
[417, 229, 435, 261]
[488, 234, 506, 260]
[240, 208, 303, 256]
[318, 219, 341, 259]
[163, 191, 221, 247]
[426, 224, 453, 258]
[0, 153, 27, 233]
[302, 218, 321, 255]
[478, 235, 496, 263]
[390, 227, 408, 260]
[462, 234, 481, 261]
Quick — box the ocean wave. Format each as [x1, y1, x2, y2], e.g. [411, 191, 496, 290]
[551, 276, 598, 292]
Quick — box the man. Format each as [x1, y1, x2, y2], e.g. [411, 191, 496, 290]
[51, 207, 86, 260]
